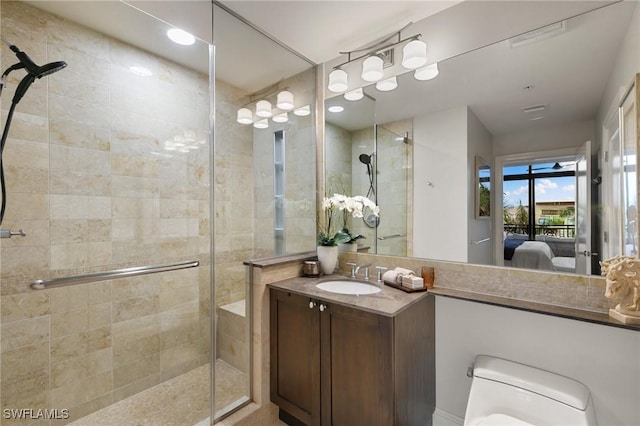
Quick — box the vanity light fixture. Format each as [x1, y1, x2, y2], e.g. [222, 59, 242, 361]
[344, 88, 364, 101]
[414, 62, 439, 80]
[255, 100, 272, 118]
[167, 28, 195, 46]
[276, 91, 294, 110]
[236, 85, 305, 126]
[376, 76, 398, 92]
[293, 105, 311, 116]
[236, 107, 253, 124]
[327, 23, 429, 92]
[328, 105, 344, 113]
[272, 112, 289, 123]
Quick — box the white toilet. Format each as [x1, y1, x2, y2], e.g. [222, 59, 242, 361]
[464, 355, 597, 426]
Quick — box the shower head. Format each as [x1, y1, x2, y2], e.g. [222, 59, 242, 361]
[3, 37, 66, 78]
[1, 37, 67, 104]
[359, 153, 372, 165]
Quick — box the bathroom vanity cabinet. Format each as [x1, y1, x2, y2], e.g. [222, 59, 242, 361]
[269, 287, 435, 426]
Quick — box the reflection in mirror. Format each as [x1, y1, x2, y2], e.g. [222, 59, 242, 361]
[323, 1, 640, 276]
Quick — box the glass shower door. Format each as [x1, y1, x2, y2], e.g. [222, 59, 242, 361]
[0, 2, 214, 425]
[374, 125, 410, 256]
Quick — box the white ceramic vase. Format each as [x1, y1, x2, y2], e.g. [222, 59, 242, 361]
[338, 243, 358, 253]
[317, 245, 339, 275]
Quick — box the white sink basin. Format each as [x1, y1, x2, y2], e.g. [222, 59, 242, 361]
[316, 280, 382, 295]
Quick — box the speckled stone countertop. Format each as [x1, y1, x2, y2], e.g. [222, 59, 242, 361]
[267, 274, 430, 317]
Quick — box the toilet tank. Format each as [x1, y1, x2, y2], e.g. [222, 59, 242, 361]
[464, 356, 597, 426]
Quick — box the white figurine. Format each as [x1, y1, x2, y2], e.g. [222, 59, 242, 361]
[600, 255, 640, 325]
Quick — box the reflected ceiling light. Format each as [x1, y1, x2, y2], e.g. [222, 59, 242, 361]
[167, 28, 195, 45]
[328, 69, 348, 92]
[255, 100, 272, 118]
[328, 105, 344, 113]
[414, 62, 439, 80]
[376, 76, 397, 92]
[344, 88, 364, 101]
[401, 39, 427, 69]
[294, 105, 311, 116]
[361, 55, 384, 82]
[276, 91, 294, 110]
[272, 112, 289, 123]
[236, 108, 253, 124]
[253, 119, 269, 129]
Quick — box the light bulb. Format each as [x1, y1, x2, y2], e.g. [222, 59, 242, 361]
[255, 100, 272, 118]
[272, 112, 289, 123]
[414, 63, 439, 81]
[402, 39, 427, 69]
[253, 119, 269, 129]
[276, 91, 294, 110]
[344, 88, 364, 101]
[376, 76, 397, 92]
[294, 105, 311, 116]
[236, 108, 253, 124]
[361, 55, 384, 82]
[328, 69, 348, 92]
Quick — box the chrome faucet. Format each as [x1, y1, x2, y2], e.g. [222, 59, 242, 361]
[346, 262, 372, 280]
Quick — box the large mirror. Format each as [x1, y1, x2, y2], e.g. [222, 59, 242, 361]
[324, 1, 639, 276]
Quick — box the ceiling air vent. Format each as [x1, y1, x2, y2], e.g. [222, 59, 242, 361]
[521, 104, 546, 114]
[510, 21, 566, 48]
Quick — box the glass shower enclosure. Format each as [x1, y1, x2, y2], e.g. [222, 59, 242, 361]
[0, 1, 317, 424]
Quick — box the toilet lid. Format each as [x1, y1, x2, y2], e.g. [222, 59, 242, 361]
[476, 413, 533, 426]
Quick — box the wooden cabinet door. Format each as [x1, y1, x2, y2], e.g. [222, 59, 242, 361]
[320, 303, 393, 426]
[270, 290, 321, 426]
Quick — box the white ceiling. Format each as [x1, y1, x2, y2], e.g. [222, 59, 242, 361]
[19, 0, 637, 138]
[218, 0, 461, 65]
[326, 1, 636, 136]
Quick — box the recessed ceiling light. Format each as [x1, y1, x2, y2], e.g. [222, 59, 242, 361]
[328, 105, 344, 113]
[167, 28, 195, 46]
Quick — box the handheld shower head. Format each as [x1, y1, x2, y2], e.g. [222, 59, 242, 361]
[359, 153, 371, 165]
[1, 36, 67, 104]
[35, 61, 67, 78]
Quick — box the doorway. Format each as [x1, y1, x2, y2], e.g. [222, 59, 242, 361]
[495, 145, 591, 274]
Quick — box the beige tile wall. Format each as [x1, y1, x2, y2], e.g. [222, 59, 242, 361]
[0, 2, 212, 423]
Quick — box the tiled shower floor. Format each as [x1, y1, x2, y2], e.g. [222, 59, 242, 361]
[68, 361, 246, 426]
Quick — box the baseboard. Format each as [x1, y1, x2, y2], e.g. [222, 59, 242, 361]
[433, 407, 464, 426]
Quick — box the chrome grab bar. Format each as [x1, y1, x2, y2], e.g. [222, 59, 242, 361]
[377, 234, 405, 240]
[471, 237, 491, 244]
[29, 260, 199, 290]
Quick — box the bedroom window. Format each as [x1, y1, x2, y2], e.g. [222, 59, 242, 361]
[503, 162, 576, 239]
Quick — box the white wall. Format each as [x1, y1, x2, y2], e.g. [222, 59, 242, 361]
[493, 120, 595, 157]
[467, 109, 493, 265]
[597, 2, 640, 130]
[413, 107, 468, 261]
[434, 297, 640, 426]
